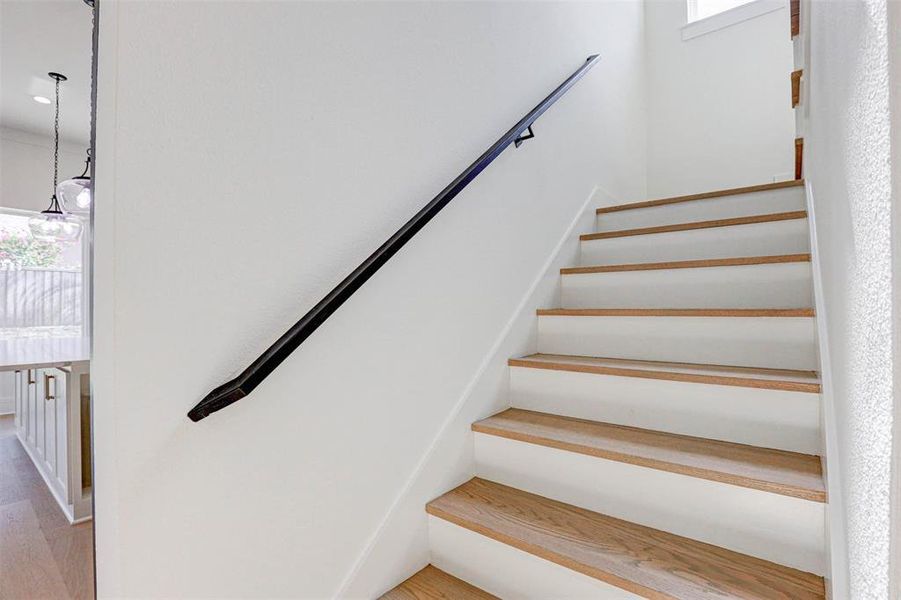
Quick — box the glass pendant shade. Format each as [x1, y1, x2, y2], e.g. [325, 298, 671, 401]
[57, 177, 92, 214]
[58, 149, 92, 215]
[28, 204, 83, 244]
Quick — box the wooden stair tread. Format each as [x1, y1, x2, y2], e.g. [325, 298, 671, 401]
[561, 254, 811, 275]
[536, 308, 814, 317]
[427, 478, 825, 599]
[581, 211, 808, 241]
[380, 565, 497, 600]
[472, 409, 826, 501]
[596, 180, 805, 214]
[509, 353, 821, 393]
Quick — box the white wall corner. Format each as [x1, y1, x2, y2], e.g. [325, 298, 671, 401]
[91, 0, 123, 595]
[335, 185, 606, 599]
[803, 181, 850, 600]
[645, 0, 794, 197]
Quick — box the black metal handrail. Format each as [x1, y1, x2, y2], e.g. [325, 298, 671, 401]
[188, 54, 601, 422]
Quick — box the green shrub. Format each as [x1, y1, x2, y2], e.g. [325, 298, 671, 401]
[0, 231, 61, 267]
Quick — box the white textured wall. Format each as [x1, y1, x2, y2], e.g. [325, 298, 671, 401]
[891, 1, 901, 595]
[92, 1, 647, 597]
[644, 0, 795, 197]
[805, 0, 894, 597]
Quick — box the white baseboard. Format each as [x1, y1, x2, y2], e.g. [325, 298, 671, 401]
[335, 185, 607, 598]
[71, 511, 93, 525]
[804, 180, 849, 599]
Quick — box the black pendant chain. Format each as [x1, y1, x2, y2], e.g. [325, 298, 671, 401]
[46, 72, 68, 214]
[53, 75, 60, 193]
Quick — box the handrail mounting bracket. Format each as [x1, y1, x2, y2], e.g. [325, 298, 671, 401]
[514, 125, 535, 148]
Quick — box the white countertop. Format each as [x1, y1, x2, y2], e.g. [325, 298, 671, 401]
[0, 336, 90, 371]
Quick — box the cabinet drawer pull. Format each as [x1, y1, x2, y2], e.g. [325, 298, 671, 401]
[27, 370, 36, 385]
[44, 374, 56, 401]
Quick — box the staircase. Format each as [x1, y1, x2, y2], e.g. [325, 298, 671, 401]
[381, 179, 827, 599]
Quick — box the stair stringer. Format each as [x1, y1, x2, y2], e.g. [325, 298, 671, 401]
[804, 180, 849, 600]
[335, 185, 614, 599]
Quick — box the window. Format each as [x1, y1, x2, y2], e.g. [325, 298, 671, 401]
[683, 0, 785, 40]
[687, 0, 758, 22]
[0, 208, 84, 339]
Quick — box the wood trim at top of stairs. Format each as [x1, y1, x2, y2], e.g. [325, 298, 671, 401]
[791, 0, 800, 37]
[595, 180, 805, 215]
[792, 70, 803, 108]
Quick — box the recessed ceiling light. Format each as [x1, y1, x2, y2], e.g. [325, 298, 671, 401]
[33, 95, 51, 104]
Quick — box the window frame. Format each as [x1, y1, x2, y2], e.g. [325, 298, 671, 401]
[682, 0, 785, 40]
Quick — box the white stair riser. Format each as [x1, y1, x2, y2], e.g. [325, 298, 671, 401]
[561, 262, 813, 309]
[474, 435, 826, 575]
[537, 315, 818, 371]
[595, 187, 805, 232]
[428, 516, 640, 599]
[580, 218, 810, 266]
[509, 367, 821, 453]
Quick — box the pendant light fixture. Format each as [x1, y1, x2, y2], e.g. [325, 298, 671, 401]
[57, 149, 91, 215]
[29, 72, 83, 244]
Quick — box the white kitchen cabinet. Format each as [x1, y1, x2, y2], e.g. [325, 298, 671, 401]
[34, 369, 45, 456]
[13, 362, 91, 523]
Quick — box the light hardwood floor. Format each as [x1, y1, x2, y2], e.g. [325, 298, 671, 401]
[0, 414, 94, 600]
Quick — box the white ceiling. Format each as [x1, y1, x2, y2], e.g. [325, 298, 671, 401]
[0, 0, 93, 145]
